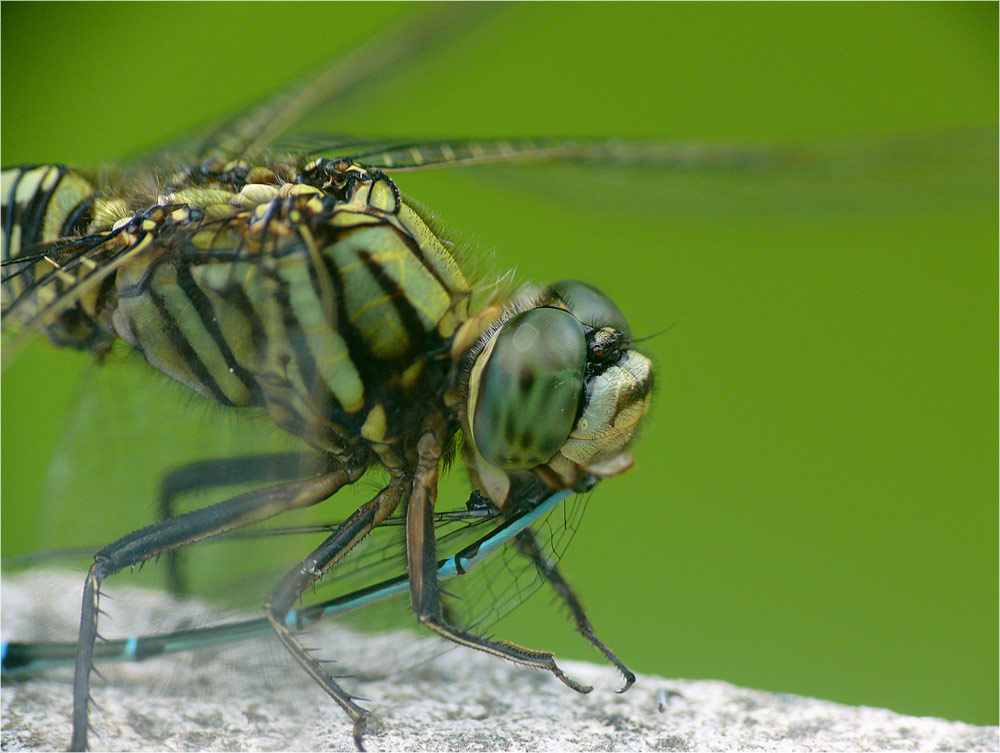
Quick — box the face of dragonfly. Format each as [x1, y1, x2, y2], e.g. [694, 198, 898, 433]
[459, 280, 653, 506]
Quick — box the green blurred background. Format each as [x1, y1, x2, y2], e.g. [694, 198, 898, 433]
[2, 1, 996, 729]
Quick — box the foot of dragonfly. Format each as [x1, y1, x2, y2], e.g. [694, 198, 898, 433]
[510, 528, 633, 694]
[352, 711, 372, 752]
[70, 565, 103, 753]
[616, 667, 637, 694]
[551, 665, 594, 695]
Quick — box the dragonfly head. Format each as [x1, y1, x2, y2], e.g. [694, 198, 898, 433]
[461, 280, 653, 507]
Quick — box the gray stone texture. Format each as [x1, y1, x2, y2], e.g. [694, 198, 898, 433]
[3, 572, 996, 751]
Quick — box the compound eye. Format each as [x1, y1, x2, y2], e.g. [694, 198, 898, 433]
[550, 280, 632, 339]
[472, 307, 587, 470]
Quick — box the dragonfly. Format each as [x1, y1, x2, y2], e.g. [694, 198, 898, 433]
[2, 4, 993, 751]
[0, 6, 663, 751]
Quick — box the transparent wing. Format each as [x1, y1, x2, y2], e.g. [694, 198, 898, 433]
[1, 335, 592, 663]
[2, 396, 591, 680]
[193, 5, 492, 163]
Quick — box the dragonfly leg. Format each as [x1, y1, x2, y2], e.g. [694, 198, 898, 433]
[70, 465, 363, 751]
[405, 430, 593, 695]
[264, 478, 407, 752]
[157, 451, 330, 595]
[513, 528, 636, 692]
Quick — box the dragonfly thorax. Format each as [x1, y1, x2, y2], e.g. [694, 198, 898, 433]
[2, 161, 473, 470]
[2, 159, 652, 505]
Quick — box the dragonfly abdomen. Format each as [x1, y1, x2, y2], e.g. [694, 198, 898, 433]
[1, 165, 95, 259]
[1, 164, 110, 350]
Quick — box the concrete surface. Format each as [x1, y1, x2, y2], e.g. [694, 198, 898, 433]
[3, 571, 996, 751]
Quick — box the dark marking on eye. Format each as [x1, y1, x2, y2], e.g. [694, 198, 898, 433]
[518, 368, 534, 393]
[489, 403, 503, 431]
[504, 417, 517, 445]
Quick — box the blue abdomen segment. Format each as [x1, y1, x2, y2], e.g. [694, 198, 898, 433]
[1, 489, 569, 677]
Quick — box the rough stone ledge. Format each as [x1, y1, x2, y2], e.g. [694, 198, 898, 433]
[3, 572, 996, 752]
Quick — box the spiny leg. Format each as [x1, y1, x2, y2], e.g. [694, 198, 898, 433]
[513, 528, 635, 692]
[70, 465, 363, 751]
[405, 429, 592, 694]
[157, 451, 329, 594]
[264, 478, 406, 752]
